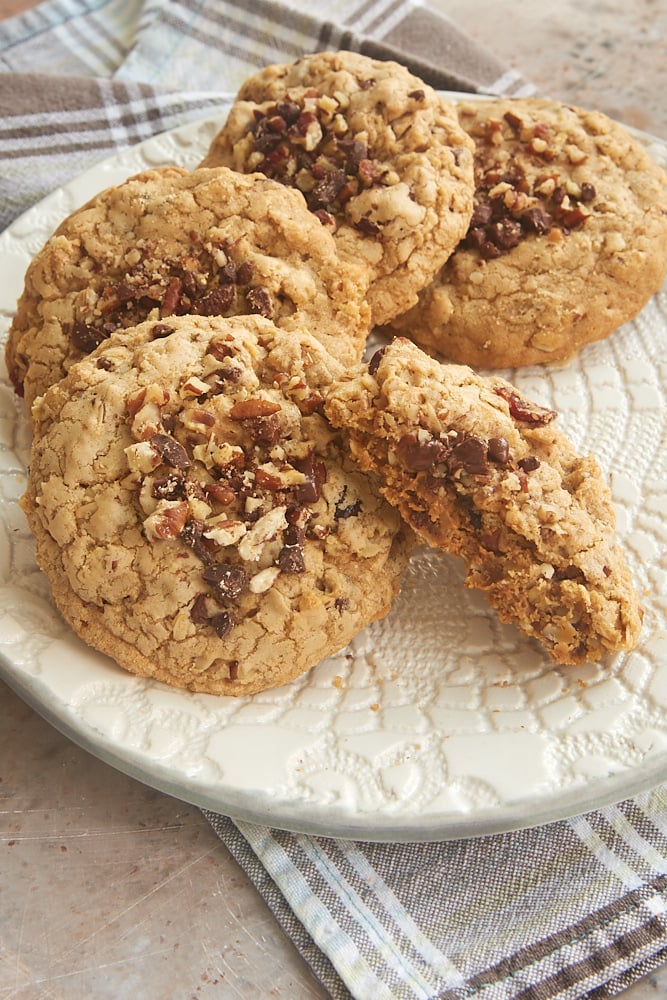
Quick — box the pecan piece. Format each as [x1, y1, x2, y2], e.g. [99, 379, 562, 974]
[230, 398, 281, 420]
[161, 276, 183, 316]
[144, 501, 189, 540]
[150, 432, 192, 469]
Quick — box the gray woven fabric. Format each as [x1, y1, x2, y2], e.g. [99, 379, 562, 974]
[2, 2, 665, 998]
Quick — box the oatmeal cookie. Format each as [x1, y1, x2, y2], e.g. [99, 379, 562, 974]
[21, 315, 413, 696]
[324, 337, 642, 665]
[6, 165, 371, 412]
[387, 98, 667, 367]
[200, 51, 475, 327]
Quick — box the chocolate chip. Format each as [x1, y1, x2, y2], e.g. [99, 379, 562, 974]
[489, 218, 523, 251]
[274, 101, 301, 124]
[190, 593, 210, 624]
[236, 260, 254, 285]
[553, 564, 585, 582]
[517, 456, 540, 473]
[151, 471, 186, 500]
[211, 610, 235, 638]
[487, 437, 510, 464]
[395, 433, 449, 471]
[334, 486, 362, 519]
[72, 321, 108, 353]
[520, 206, 553, 234]
[203, 563, 248, 602]
[354, 216, 381, 236]
[368, 346, 387, 375]
[148, 324, 173, 342]
[448, 436, 489, 476]
[246, 285, 273, 318]
[192, 284, 235, 316]
[310, 169, 347, 208]
[278, 544, 306, 573]
[292, 452, 326, 504]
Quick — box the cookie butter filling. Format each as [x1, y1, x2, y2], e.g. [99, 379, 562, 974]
[460, 109, 598, 259]
[123, 332, 361, 647]
[237, 89, 413, 232]
[70, 237, 274, 353]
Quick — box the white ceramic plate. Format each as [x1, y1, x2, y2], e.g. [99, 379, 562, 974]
[1, 108, 667, 842]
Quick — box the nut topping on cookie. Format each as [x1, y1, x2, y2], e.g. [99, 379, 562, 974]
[387, 97, 667, 368]
[200, 51, 475, 326]
[6, 165, 372, 410]
[21, 315, 413, 695]
[240, 91, 402, 236]
[325, 337, 643, 666]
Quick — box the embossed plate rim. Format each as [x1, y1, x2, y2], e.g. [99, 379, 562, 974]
[1, 98, 666, 841]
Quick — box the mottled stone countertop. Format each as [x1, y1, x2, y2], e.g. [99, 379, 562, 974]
[2, 1, 667, 997]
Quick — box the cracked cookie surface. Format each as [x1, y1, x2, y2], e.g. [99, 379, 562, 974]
[21, 315, 413, 696]
[6, 165, 371, 413]
[387, 98, 667, 367]
[324, 337, 642, 665]
[200, 50, 475, 327]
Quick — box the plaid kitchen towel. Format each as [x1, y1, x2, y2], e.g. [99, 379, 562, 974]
[2, 2, 666, 998]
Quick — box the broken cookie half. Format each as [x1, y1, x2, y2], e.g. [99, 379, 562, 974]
[324, 336, 643, 666]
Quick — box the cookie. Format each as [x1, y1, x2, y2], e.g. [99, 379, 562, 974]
[387, 98, 667, 368]
[21, 314, 413, 696]
[199, 51, 475, 327]
[6, 165, 371, 412]
[324, 337, 643, 665]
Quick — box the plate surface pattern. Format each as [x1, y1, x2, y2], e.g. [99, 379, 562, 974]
[1, 112, 666, 839]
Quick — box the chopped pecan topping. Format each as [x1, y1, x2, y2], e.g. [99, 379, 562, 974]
[150, 432, 191, 469]
[460, 115, 599, 258]
[70, 239, 268, 354]
[144, 500, 189, 540]
[229, 398, 282, 420]
[241, 90, 396, 235]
